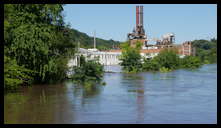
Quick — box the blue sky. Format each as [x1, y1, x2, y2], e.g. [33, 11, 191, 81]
[63, 4, 217, 44]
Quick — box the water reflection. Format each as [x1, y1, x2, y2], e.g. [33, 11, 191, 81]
[66, 81, 102, 98]
[4, 64, 217, 124]
[4, 84, 76, 124]
[135, 75, 145, 123]
[121, 73, 145, 123]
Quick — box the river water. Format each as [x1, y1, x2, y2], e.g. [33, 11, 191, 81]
[4, 64, 217, 124]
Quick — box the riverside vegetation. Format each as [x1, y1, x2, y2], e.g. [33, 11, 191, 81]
[71, 55, 105, 87]
[120, 39, 216, 73]
[4, 4, 109, 91]
[4, 4, 74, 90]
[119, 41, 143, 73]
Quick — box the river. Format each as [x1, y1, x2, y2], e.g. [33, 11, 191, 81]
[4, 64, 217, 124]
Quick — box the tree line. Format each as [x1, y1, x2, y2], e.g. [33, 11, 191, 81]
[192, 38, 217, 64]
[120, 39, 217, 73]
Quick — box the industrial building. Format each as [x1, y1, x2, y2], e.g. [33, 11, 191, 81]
[68, 5, 195, 67]
[106, 5, 194, 57]
[126, 5, 195, 56]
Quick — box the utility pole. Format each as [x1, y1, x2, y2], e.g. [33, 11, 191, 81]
[94, 30, 96, 49]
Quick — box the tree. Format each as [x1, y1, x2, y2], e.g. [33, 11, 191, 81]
[4, 4, 76, 89]
[4, 55, 35, 90]
[119, 41, 142, 73]
[71, 55, 104, 85]
[142, 48, 180, 71]
[180, 56, 202, 69]
[192, 39, 217, 64]
[154, 48, 180, 70]
[142, 57, 160, 71]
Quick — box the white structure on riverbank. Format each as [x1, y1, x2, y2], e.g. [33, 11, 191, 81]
[67, 48, 121, 67]
[67, 47, 187, 67]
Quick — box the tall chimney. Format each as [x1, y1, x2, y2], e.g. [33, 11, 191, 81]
[136, 6, 139, 29]
[140, 6, 143, 26]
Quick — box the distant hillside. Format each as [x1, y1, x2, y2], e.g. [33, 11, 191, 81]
[67, 28, 121, 50]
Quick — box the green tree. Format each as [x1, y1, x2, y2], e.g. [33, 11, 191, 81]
[142, 48, 180, 71]
[142, 57, 160, 71]
[71, 55, 104, 85]
[4, 55, 35, 90]
[154, 48, 180, 70]
[180, 56, 202, 69]
[119, 41, 142, 73]
[4, 4, 76, 90]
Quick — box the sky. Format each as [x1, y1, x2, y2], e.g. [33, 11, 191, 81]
[63, 4, 217, 44]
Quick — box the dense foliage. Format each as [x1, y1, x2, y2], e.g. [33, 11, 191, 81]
[121, 44, 206, 73]
[4, 4, 76, 90]
[142, 48, 180, 72]
[143, 48, 204, 72]
[192, 39, 217, 64]
[119, 41, 142, 73]
[154, 48, 180, 70]
[4, 4, 116, 90]
[142, 57, 160, 71]
[71, 55, 104, 85]
[180, 56, 202, 69]
[4, 55, 35, 90]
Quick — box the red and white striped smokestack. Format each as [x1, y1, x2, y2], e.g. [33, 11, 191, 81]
[136, 6, 139, 28]
[140, 6, 143, 26]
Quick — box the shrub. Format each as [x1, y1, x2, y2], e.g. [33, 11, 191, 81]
[180, 56, 202, 69]
[154, 48, 180, 70]
[159, 67, 172, 73]
[142, 57, 160, 71]
[71, 55, 104, 85]
[143, 48, 180, 72]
